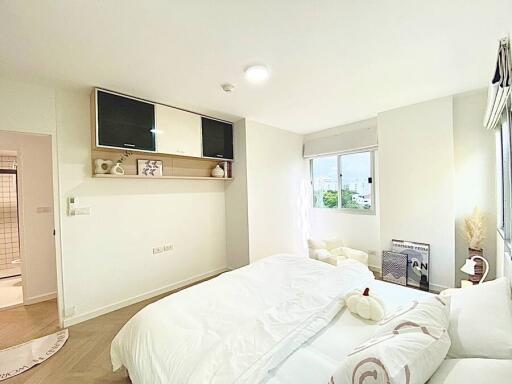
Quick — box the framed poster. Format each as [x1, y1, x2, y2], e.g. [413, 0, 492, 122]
[392, 239, 430, 290]
[382, 251, 408, 286]
[137, 159, 163, 177]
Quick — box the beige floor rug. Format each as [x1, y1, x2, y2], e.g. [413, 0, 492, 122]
[0, 329, 68, 381]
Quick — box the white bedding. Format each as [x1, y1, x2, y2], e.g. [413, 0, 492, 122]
[263, 280, 432, 384]
[111, 254, 373, 384]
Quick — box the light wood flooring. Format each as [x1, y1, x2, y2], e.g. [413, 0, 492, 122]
[0, 275, 219, 384]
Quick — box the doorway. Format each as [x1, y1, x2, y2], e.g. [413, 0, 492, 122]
[0, 131, 59, 340]
[0, 153, 22, 309]
[0, 130, 61, 354]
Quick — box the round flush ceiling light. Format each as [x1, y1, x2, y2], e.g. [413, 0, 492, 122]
[244, 65, 270, 83]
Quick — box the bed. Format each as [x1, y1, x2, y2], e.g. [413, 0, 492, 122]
[111, 254, 375, 383]
[110, 254, 482, 384]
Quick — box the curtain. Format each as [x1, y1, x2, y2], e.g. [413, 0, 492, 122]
[484, 38, 511, 130]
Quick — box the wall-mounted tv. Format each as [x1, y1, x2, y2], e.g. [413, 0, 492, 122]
[96, 90, 156, 152]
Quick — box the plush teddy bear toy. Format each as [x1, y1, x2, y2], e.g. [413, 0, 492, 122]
[345, 287, 386, 322]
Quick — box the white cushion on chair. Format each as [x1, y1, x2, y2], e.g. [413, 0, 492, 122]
[311, 249, 332, 262]
[332, 247, 368, 266]
[325, 238, 344, 250]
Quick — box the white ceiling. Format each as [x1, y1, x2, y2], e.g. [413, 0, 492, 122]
[0, 1, 510, 134]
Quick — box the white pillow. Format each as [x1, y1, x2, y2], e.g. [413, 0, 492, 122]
[428, 358, 512, 384]
[330, 327, 450, 384]
[377, 295, 450, 336]
[446, 277, 512, 358]
[311, 248, 332, 262]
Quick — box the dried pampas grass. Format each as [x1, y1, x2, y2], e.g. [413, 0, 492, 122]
[464, 207, 486, 250]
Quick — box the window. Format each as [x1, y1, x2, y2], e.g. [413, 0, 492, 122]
[311, 156, 339, 208]
[497, 100, 512, 244]
[311, 151, 375, 212]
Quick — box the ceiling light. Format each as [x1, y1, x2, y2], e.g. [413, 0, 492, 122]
[244, 65, 270, 83]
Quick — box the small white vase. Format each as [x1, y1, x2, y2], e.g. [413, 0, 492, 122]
[211, 165, 225, 178]
[110, 162, 125, 175]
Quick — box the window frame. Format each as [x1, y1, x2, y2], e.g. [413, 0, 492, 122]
[497, 97, 512, 256]
[310, 150, 376, 215]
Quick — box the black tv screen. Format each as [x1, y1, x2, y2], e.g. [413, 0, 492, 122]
[96, 90, 156, 151]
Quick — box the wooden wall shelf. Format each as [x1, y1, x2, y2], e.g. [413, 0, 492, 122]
[93, 174, 232, 181]
[91, 148, 232, 179]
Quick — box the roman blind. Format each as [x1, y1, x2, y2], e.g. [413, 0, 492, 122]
[484, 38, 511, 130]
[303, 126, 377, 158]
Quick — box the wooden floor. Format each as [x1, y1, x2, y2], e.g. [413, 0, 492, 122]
[0, 299, 60, 351]
[0, 276, 219, 384]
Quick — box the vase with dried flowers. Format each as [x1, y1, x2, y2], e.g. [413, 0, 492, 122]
[109, 150, 133, 175]
[463, 207, 487, 284]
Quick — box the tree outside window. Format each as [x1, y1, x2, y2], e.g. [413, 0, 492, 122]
[311, 151, 374, 212]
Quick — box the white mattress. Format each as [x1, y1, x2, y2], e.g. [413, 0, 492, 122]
[263, 280, 433, 384]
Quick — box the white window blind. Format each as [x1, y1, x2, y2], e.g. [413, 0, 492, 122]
[303, 126, 377, 158]
[484, 38, 511, 130]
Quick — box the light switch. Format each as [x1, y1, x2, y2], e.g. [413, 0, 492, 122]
[74, 207, 91, 215]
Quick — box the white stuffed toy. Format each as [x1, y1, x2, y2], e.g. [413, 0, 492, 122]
[345, 287, 386, 322]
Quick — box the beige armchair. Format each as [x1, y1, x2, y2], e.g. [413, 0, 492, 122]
[308, 238, 369, 266]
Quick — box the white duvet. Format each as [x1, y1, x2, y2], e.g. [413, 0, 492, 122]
[111, 254, 373, 384]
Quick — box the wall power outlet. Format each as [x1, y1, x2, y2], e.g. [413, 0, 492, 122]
[153, 244, 174, 254]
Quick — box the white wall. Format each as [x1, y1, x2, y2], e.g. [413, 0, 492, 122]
[0, 78, 56, 136]
[0, 78, 63, 312]
[0, 77, 307, 326]
[0, 131, 57, 303]
[378, 97, 455, 290]
[55, 88, 228, 325]
[0, 78, 229, 325]
[453, 90, 496, 284]
[225, 120, 250, 269]
[245, 120, 307, 261]
[225, 119, 306, 265]
[304, 118, 381, 267]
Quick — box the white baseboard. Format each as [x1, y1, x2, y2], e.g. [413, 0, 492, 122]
[63, 267, 228, 328]
[24, 291, 57, 305]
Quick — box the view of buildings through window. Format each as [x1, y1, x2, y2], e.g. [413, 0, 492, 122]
[311, 151, 373, 210]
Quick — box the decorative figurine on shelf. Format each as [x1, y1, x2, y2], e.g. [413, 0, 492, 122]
[94, 159, 114, 174]
[221, 161, 229, 178]
[109, 150, 133, 176]
[109, 162, 125, 175]
[463, 207, 488, 284]
[211, 164, 225, 178]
